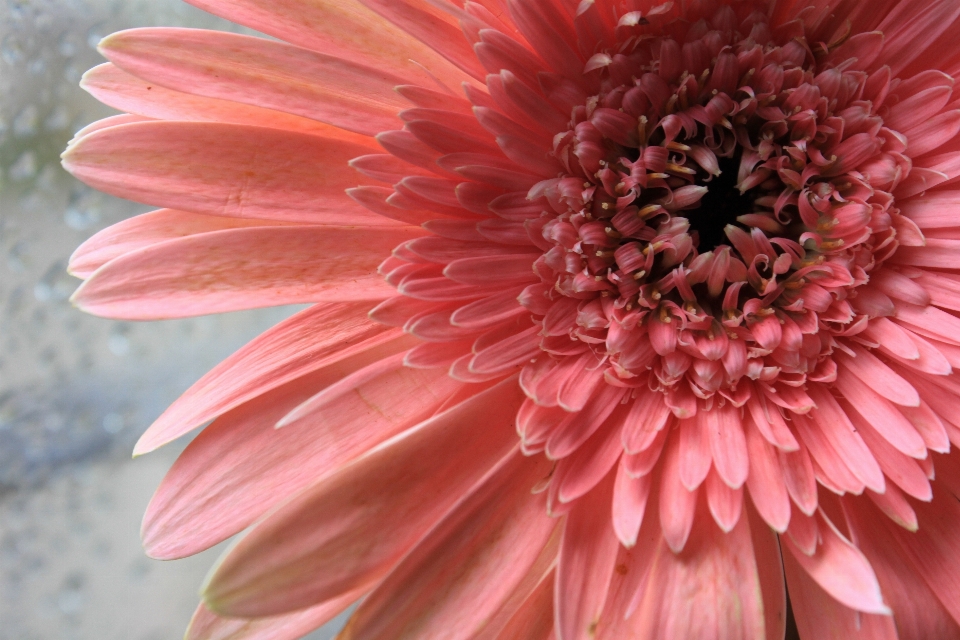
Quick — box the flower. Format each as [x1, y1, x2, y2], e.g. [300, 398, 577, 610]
[61, 0, 960, 637]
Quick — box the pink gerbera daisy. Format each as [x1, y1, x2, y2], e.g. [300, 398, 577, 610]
[62, 0, 960, 638]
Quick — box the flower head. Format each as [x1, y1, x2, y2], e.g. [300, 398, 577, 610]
[64, 0, 960, 638]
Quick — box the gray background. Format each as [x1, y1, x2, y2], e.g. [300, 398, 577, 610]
[1, 1, 347, 637]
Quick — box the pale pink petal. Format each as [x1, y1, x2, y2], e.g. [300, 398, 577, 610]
[340, 450, 555, 640]
[68, 208, 288, 279]
[136, 302, 399, 453]
[744, 419, 791, 532]
[612, 457, 652, 547]
[490, 570, 555, 640]
[846, 496, 960, 640]
[142, 356, 462, 560]
[202, 377, 525, 617]
[555, 472, 620, 640]
[630, 513, 767, 640]
[781, 509, 891, 615]
[99, 28, 409, 136]
[183, 0, 465, 86]
[62, 121, 389, 225]
[72, 226, 420, 320]
[782, 542, 898, 640]
[186, 587, 363, 640]
[81, 63, 359, 139]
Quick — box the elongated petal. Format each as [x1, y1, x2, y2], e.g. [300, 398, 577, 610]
[143, 355, 462, 560]
[556, 471, 620, 640]
[72, 225, 421, 320]
[81, 63, 358, 139]
[62, 121, 387, 225]
[69, 208, 288, 278]
[340, 449, 554, 640]
[183, 0, 465, 85]
[186, 587, 362, 640]
[100, 28, 409, 136]
[781, 510, 890, 614]
[203, 376, 524, 617]
[631, 513, 766, 640]
[135, 303, 395, 453]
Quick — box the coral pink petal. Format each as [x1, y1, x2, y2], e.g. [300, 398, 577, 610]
[493, 571, 555, 640]
[68, 208, 288, 279]
[202, 376, 524, 617]
[183, 0, 463, 86]
[846, 496, 960, 640]
[612, 457, 652, 548]
[357, 0, 487, 81]
[880, 483, 960, 625]
[745, 503, 788, 640]
[339, 450, 555, 640]
[99, 28, 409, 136]
[744, 419, 791, 532]
[142, 353, 462, 560]
[135, 302, 396, 454]
[555, 471, 619, 640]
[706, 401, 749, 489]
[185, 587, 364, 640]
[630, 514, 766, 640]
[835, 345, 920, 407]
[80, 63, 361, 140]
[61, 121, 389, 225]
[782, 543, 898, 640]
[72, 225, 421, 321]
[781, 510, 891, 615]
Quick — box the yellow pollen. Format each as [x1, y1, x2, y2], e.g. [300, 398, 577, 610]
[632, 270, 647, 280]
[667, 163, 697, 175]
[660, 308, 672, 323]
[638, 204, 661, 218]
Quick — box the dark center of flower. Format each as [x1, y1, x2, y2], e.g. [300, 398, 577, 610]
[523, 2, 913, 401]
[684, 153, 752, 252]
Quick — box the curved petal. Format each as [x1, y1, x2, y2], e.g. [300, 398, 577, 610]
[99, 28, 409, 136]
[81, 63, 366, 140]
[72, 225, 422, 320]
[68, 208, 289, 279]
[62, 121, 389, 225]
[202, 376, 524, 617]
[183, 0, 467, 87]
[185, 587, 362, 640]
[142, 346, 465, 561]
[136, 302, 396, 453]
[339, 449, 555, 640]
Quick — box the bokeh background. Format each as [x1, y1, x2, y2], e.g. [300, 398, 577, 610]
[0, 1, 345, 637]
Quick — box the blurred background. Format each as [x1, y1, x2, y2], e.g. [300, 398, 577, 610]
[0, 1, 344, 637]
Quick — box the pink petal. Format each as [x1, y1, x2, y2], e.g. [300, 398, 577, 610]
[678, 415, 712, 491]
[744, 419, 791, 533]
[62, 121, 388, 225]
[705, 468, 743, 532]
[782, 510, 890, 614]
[706, 401, 749, 489]
[81, 62, 359, 139]
[72, 226, 419, 320]
[630, 513, 767, 640]
[143, 356, 461, 560]
[136, 302, 399, 454]
[846, 496, 960, 640]
[782, 542, 897, 640]
[69, 208, 288, 279]
[99, 28, 408, 136]
[556, 471, 620, 640]
[834, 371, 928, 459]
[612, 457, 653, 547]
[489, 570, 555, 640]
[202, 377, 525, 617]
[835, 345, 920, 407]
[342, 450, 556, 640]
[186, 587, 362, 640]
[659, 432, 699, 552]
[184, 0, 465, 86]
[358, 0, 487, 81]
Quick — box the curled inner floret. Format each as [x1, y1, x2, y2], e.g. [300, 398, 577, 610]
[518, 4, 915, 438]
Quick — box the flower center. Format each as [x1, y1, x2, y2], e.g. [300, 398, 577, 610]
[688, 153, 753, 252]
[522, 5, 913, 404]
